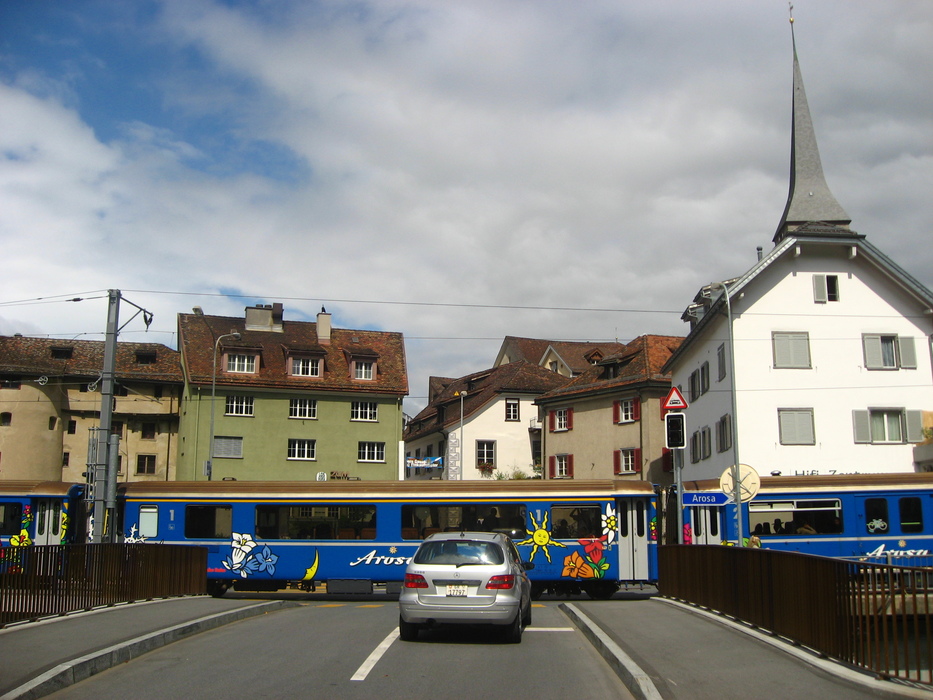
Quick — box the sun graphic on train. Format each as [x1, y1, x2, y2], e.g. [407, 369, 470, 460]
[516, 512, 566, 562]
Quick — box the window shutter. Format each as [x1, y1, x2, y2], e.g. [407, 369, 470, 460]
[852, 410, 871, 443]
[548, 456, 556, 478]
[632, 400, 641, 421]
[813, 274, 828, 303]
[633, 448, 642, 472]
[898, 337, 917, 369]
[567, 454, 574, 478]
[566, 408, 574, 430]
[613, 450, 621, 475]
[613, 401, 621, 424]
[549, 411, 556, 432]
[862, 335, 883, 369]
[906, 410, 924, 443]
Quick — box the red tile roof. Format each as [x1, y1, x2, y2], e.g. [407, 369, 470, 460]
[497, 335, 628, 374]
[177, 311, 408, 396]
[0, 335, 182, 383]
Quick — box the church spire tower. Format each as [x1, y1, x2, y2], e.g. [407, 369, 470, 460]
[773, 9, 851, 244]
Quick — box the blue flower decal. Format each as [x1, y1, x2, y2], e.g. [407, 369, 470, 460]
[222, 533, 279, 579]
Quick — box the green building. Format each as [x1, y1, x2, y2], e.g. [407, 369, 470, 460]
[176, 304, 408, 481]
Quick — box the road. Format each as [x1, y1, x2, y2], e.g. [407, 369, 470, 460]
[45, 599, 633, 700]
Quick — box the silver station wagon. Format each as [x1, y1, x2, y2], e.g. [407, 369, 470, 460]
[398, 531, 534, 643]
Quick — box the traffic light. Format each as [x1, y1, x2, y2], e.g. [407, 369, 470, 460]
[665, 412, 686, 449]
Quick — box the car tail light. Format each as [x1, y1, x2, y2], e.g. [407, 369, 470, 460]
[404, 573, 429, 589]
[485, 575, 515, 590]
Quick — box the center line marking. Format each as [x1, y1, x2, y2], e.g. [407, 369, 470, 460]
[351, 628, 398, 681]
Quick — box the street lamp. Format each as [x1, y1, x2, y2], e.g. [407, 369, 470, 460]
[712, 281, 742, 546]
[208, 331, 241, 481]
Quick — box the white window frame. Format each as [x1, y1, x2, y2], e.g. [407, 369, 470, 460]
[476, 440, 496, 467]
[555, 454, 571, 478]
[351, 401, 378, 422]
[225, 395, 254, 416]
[291, 357, 321, 377]
[226, 354, 256, 374]
[862, 334, 917, 370]
[505, 398, 520, 422]
[617, 448, 637, 474]
[354, 361, 374, 380]
[554, 408, 569, 431]
[358, 441, 385, 462]
[289, 398, 317, 419]
[287, 438, 317, 461]
[617, 398, 636, 423]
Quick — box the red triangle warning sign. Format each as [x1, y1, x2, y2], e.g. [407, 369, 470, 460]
[663, 387, 688, 411]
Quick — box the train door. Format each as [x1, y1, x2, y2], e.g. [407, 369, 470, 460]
[690, 506, 722, 545]
[33, 498, 62, 545]
[615, 497, 650, 581]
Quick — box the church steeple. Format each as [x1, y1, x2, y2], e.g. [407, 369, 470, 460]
[773, 14, 851, 244]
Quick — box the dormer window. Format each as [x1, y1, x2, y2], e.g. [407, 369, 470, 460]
[51, 346, 73, 360]
[226, 353, 257, 373]
[135, 351, 157, 365]
[291, 357, 321, 377]
[347, 349, 379, 381]
[354, 360, 374, 380]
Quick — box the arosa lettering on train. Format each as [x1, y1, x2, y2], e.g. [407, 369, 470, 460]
[865, 544, 931, 558]
[349, 550, 412, 567]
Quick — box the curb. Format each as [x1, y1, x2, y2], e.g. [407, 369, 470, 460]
[0, 600, 299, 700]
[559, 602, 663, 700]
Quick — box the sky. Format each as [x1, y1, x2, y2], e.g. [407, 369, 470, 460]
[1, 0, 932, 416]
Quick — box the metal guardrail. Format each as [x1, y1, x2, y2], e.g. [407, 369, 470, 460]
[0, 544, 207, 627]
[659, 544, 933, 686]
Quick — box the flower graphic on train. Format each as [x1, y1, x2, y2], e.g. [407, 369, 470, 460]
[124, 524, 148, 544]
[516, 511, 566, 563]
[601, 504, 618, 546]
[10, 530, 32, 547]
[222, 532, 279, 578]
[562, 550, 596, 579]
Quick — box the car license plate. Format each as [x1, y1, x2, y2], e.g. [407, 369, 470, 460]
[446, 585, 467, 597]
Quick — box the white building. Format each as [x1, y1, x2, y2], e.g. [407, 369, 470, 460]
[664, 32, 933, 481]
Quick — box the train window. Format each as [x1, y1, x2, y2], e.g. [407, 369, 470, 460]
[618, 501, 629, 538]
[635, 500, 645, 537]
[551, 505, 601, 539]
[401, 503, 527, 539]
[0, 502, 23, 535]
[708, 507, 719, 537]
[139, 505, 159, 538]
[51, 501, 61, 536]
[694, 508, 703, 537]
[254, 504, 376, 540]
[185, 505, 233, 539]
[864, 498, 888, 535]
[899, 497, 923, 534]
[749, 499, 843, 535]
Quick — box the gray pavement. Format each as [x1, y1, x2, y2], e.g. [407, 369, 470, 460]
[1, 592, 930, 700]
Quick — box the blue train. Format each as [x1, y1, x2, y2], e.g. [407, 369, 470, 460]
[683, 472, 933, 566]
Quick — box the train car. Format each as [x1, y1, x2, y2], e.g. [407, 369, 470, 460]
[118, 479, 659, 598]
[0, 481, 84, 551]
[682, 473, 933, 565]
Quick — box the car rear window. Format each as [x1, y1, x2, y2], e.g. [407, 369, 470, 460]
[414, 540, 505, 566]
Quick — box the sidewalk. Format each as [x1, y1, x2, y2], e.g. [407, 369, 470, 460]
[0, 597, 297, 700]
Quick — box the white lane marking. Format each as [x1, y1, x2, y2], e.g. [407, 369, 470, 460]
[525, 627, 574, 632]
[351, 628, 399, 681]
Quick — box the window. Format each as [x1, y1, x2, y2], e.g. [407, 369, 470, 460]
[256, 504, 377, 540]
[813, 274, 840, 303]
[354, 361, 374, 380]
[141, 422, 157, 440]
[549, 408, 573, 432]
[291, 357, 321, 377]
[351, 401, 378, 421]
[136, 454, 157, 475]
[864, 498, 888, 535]
[114, 384, 128, 397]
[689, 427, 711, 462]
[717, 344, 727, 381]
[716, 414, 733, 453]
[778, 409, 815, 445]
[51, 346, 74, 359]
[749, 499, 843, 535]
[226, 354, 256, 373]
[0, 502, 23, 536]
[401, 503, 526, 538]
[853, 409, 924, 445]
[111, 421, 123, 436]
[213, 436, 243, 458]
[505, 398, 520, 422]
[62, 452, 70, 467]
[67, 420, 77, 434]
[862, 334, 916, 370]
[135, 351, 157, 365]
[225, 396, 254, 416]
[689, 362, 710, 401]
[613, 398, 640, 423]
[772, 332, 811, 369]
[614, 448, 640, 474]
[289, 398, 317, 419]
[476, 440, 496, 467]
[0, 412, 10, 427]
[551, 504, 601, 538]
[358, 441, 385, 462]
[287, 439, 316, 460]
[900, 497, 923, 534]
[139, 505, 159, 538]
[184, 505, 233, 539]
[549, 454, 574, 478]
[1, 378, 22, 389]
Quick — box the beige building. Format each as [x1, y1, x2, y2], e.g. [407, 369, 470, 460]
[0, 335, 182, 482]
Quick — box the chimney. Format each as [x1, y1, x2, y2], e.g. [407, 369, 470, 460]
[244, 303, 284, 333]
[317, 307, 332, 345]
